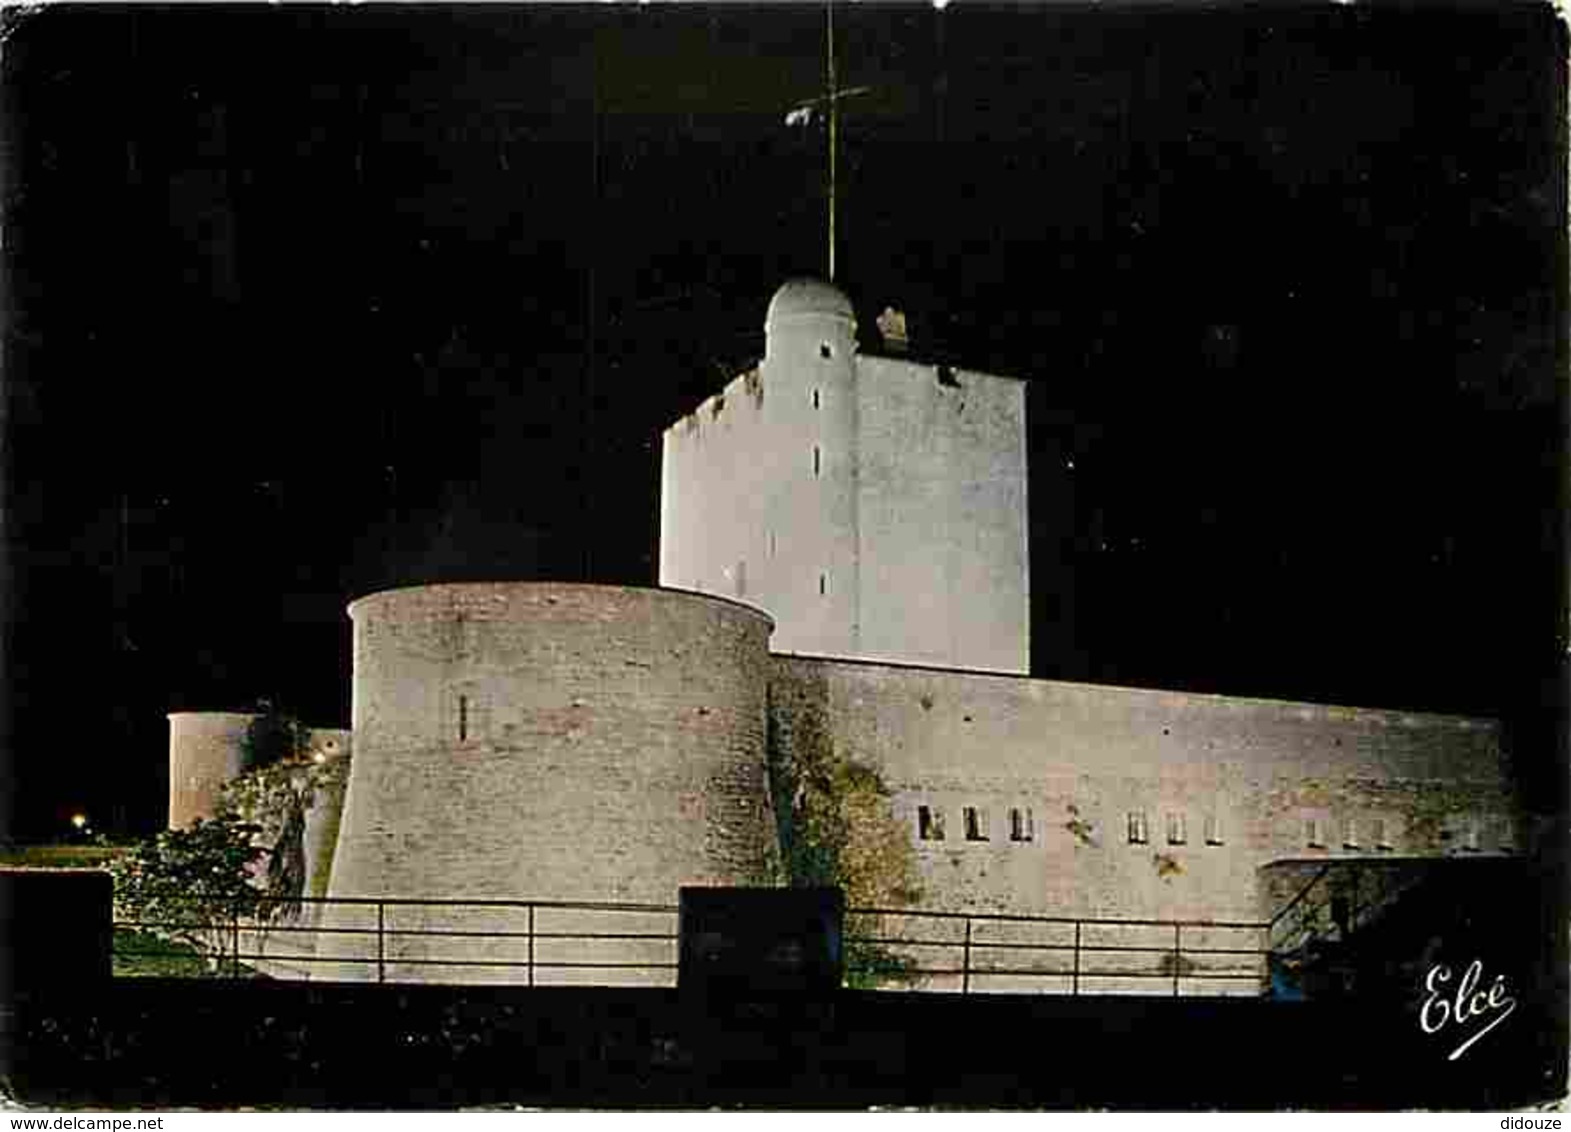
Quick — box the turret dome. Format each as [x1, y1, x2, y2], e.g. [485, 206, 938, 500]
[765, 278, 855, 329]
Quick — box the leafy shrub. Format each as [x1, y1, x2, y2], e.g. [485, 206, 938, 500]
[108, 814, 265, 974]
[221, 708, 350, 917]
[770, 710, 924, 988]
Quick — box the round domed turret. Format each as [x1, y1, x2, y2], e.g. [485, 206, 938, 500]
[765, 278, 855, 330]
[764, 278, 857, 367]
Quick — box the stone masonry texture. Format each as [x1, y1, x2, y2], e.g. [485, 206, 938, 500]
[661, 280, 1029, 675]
[769, 654, 1516, 930]
[323, 582, 779, 982]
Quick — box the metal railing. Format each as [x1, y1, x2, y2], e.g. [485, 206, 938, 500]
[116, 894, 681, 985]
[849, 906, 1269, 995]
[114, 894, 1271, 996]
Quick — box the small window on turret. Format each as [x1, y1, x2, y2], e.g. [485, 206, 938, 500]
[458, 695, 468, 742]
[820, 342, 833, 360]
[813, 444, 821, 476]
[812, 388, 820, 409]
[1127, 811, 1149, 845]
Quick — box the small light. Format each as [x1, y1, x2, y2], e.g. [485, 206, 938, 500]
[70, 813, 87, 830]
[313, 752, 327, 764]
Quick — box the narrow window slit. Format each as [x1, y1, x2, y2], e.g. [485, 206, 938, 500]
[964, 807, 988, 841]
[1009, 807, 1033, 842]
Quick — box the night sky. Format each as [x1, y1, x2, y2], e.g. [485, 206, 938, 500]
[3, 3, 1565, 841]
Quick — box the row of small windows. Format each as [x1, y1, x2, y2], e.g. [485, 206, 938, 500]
[916, 805, 1510, 854]
[918, 805, 1035, 843]
[1302, 816, 1396, 851]
[1124, 811, 1225, 847]
[1301, 815, 1512, 853]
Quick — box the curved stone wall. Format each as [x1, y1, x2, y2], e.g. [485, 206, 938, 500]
[324, 582, 778, 983]
[167, 712, 255, 830]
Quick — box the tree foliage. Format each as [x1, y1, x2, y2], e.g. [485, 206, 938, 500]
[239, 701, 311, 772]
[222, 707, 349, 916]
[108, 814, 265, 973]
[770, 707, 924, 989]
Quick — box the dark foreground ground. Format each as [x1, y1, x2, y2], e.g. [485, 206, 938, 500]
[3, 976, 1565, 1110]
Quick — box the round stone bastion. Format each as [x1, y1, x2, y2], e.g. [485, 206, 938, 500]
[322, 582, 778, 984]
[168, 711, 256, 830]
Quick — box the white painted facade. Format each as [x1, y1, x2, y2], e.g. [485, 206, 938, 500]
[660, 279, 1029, 674]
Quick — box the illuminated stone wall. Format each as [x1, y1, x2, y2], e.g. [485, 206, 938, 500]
[167, 711, 254, 830]
[324, 582, 777, 983]
[660, 280, 1029, 675]
[769, 654, 1517, 992]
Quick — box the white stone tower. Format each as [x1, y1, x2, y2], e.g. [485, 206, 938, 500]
[660, 279, 1029, 674]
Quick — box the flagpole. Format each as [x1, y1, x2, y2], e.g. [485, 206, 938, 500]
[826, 0, 837, 282]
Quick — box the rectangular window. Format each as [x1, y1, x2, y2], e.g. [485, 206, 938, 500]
[964, 807, 988, 842]
[1166, 812, 1187, 846]
[812, 388, 821, 409]
[1127, 811, 1148, 845]
[767, 531, 777, 558]
[813, 445, 821, 476]
[819, 572, 827, 596]
[918, 805, 945, 841]
[1009, 807, 1034, 842]
[1341, 818, 1359, 849]
[1371, 817, 1393, 850]
[458, 694, 468, 742]
[734, 559, 747, 598]
[1305, 818, 1325, 849]
[1203, 814, 1224, 846]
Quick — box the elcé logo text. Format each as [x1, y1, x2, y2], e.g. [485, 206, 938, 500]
[1419, 958, 1517, 1061]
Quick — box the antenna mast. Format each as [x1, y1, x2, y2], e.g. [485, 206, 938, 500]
[785, 2, 868, 281]
[826, 0, 838, 281]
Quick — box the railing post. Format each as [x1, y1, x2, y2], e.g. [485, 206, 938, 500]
[1172, 923, 1182, 996]
[376, 901, 386, 985]
[1072, 921, 1081, 995]
[231, 900, 241, 979]
[527, 903, 535, 988]
[961, 918, 972, 994]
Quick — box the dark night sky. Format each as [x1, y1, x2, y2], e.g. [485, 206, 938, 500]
[2, 2, 1565, 840]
